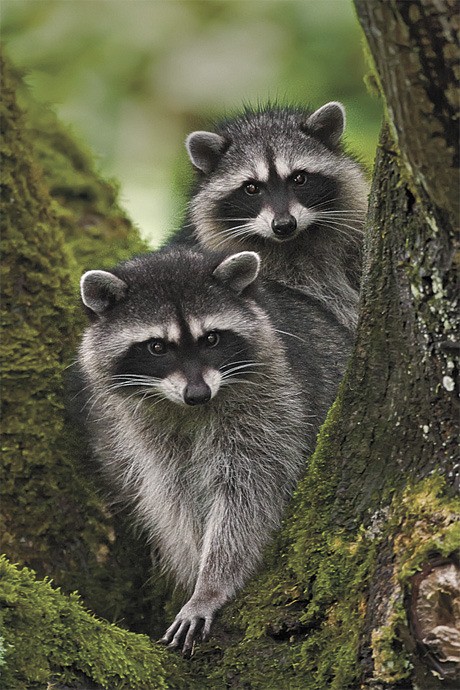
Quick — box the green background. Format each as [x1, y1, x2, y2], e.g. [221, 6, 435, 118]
[1, 0, 382, 246]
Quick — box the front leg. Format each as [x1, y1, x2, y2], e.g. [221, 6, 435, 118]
[160, 480, 284, 655]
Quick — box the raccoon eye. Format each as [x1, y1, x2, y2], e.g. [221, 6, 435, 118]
[244, 181, 260, 196]
[147, 339, 167, 356]
[292, 171, 307, 186]
[204, 331, 220, 348]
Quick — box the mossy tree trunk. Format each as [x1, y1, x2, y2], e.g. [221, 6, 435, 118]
[0, 53, 170, 640]
[349, 1, 459, 685]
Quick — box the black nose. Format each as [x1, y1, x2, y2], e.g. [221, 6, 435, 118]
[271, 214, 297, 237]
[184, 382, 212, 406]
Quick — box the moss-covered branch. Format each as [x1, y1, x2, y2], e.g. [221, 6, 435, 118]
[0, 556, 186, 690]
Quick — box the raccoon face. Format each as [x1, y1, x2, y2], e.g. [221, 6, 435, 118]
[113, 326, 255, 406]
[187, 102, 356, 249]
[80, 251, 262, 408]
[214, 166, 339, 243]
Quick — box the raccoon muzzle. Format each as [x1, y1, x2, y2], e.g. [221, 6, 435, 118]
[183, 381, 212, 406]
[271, 213, 297, 238]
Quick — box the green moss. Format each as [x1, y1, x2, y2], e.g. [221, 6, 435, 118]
[0, 51, 87, 572]
[393, 475, 459, 580]
[0, 556, 186, 690]
[0, 52, 164, 634]
[370, 476, 460, 683]
[211, 637, 304, 689]
[271, 397, 375, 689]
[359, 31, 383, 99]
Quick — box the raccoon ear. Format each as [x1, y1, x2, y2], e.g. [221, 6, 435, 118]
[186, 131, 226, 174]
[80, 270, 128, 315]
[305, 101, 345, 148]
[213, 252, 260, 294]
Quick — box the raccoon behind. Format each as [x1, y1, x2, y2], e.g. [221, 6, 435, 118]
[169, 102, 369, 330]
[77, 246, 352, 654]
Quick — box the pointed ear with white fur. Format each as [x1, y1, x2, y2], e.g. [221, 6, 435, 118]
[305, 101, 345, 148]
[80, 270, 128, 315]
[185, 131, 227, 174]
[213, 252, 261, 295]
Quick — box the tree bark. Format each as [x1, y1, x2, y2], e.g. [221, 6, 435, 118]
[350, 2, 460, 685]
[356, 0, 459, 225]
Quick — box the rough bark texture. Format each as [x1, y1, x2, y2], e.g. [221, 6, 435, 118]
[350, 2, 460, 685]
[357, 0, 459, 224]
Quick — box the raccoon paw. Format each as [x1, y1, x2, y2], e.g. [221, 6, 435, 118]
[159, 598, 216, 657]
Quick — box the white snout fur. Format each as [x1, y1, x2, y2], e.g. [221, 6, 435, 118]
[159, 369, 222, 405]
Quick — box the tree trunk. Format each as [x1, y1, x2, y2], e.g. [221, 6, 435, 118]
[350, 2, 460, 685]
[0, 53, 168, 639]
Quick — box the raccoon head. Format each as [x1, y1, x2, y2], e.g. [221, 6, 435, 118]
[79, 250, 264, 408]
[186, 102, 345, 174]
[186, 102, 367, 250]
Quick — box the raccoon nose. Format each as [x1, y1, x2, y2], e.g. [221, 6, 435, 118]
[184, 382, 212, 406]
[271, 214, 297, 237]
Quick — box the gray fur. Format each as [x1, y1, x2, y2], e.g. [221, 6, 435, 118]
[212, 251, 260, 293]
[81, 270, 127, 314]
[172, 102, 369, 331]
[305, 101, 345, 148]
[77, 247, 352, 654]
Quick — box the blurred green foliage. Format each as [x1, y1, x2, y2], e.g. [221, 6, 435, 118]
[1, 0, 382, 246]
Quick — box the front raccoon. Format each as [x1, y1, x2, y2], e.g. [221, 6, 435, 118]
[77, 247, 352, 654]
[173, 102, 369, 330]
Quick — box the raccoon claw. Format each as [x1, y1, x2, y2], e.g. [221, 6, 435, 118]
[160, 615, 207, 656]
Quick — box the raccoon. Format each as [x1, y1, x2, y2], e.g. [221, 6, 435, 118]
[171, 102, 369, 330]
[77, 246, 352, 654]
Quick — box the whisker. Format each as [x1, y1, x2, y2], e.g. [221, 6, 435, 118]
[78, 376, 165, 415]
[315, 214, 365, 223]
[110, 374, 163, 382]
[314, 214, 365, 227]
[220, 377, 262, 388]
[213, 224, 255, 238]
[106, 381, 158, 392]
[83, 388, 110, 416]
[274, 329, 306, 344]
[319, 220, 364, 240]
[308, 197, 344, 210]
[314, 210, 364, 216]
[213, 217, 253, 222]
[131, 390, 166, 417]
[63, 358, 79, 372]
[211, 228, 255, 251]
[220, 361, 265, 374]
